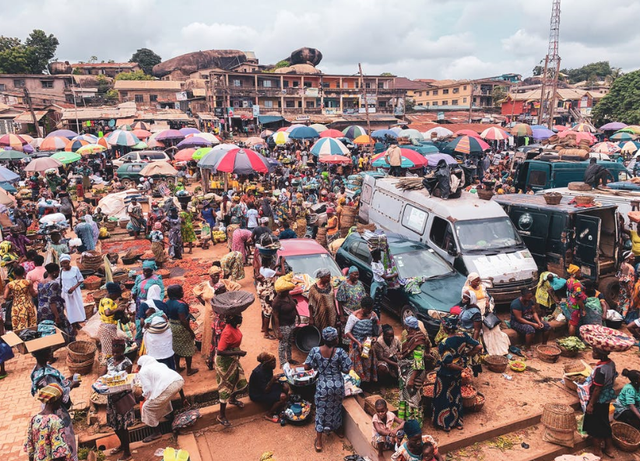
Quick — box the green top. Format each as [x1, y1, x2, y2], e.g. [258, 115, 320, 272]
[614, 383, 640, 418]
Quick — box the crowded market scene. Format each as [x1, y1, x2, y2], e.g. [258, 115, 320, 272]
[3, 1, 640, 461]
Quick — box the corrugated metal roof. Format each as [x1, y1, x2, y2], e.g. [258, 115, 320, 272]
[61, 105, 136, 121]
[114, 80, 183, 90]
[14, 110, 48, 123]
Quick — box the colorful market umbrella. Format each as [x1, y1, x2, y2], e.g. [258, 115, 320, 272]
[245, 137, 264, 146]
[423, 153, 458, 167]
[186, 132, 219, 145]
[371, 148, 428, 169]
[196, 144, 239, 167]
[510, 123, 533, 137]
[609, 131, 635, 142]
[118, 124, 133, 131]
[310, 138, 349, 157]
[97, 137, 110, 149]
[72, 134, 98, 143]
[320, 129, 344, 138]
[0, 134, 28, 149]
[24, 156, 63, 172]
[532, 128, 555, 140]
[140, 161, 178, 177]
[132, 129, 152, 139]
[40, 136, 68, 151]
[272, 131, 290, 145]
[591, 142, 621, 155]
[179, 127, 200, 136]
[0, 150, 27, 161]
[619, 126, 640, 135]
[342, 125, 367, 139]
[147, 138, 165, 149]
[424, 127, 453, 139]
[600, 122, 627, 131]
[174, 148, 197, 162]
[132, 141, 149, 150]
[106, 130, 140, 147]
[76, 144, 107, 155]
[51, 151, 81, 165]
[571, 122, 596, 133]
[620, 141, 640, 154]
[285, 124, 305, 133]
[480, 127, 509, 141]
[0, 165, 19, 181]
[397, 129, 424, 142]
[353, 135, 374, 145]
[444, 135, 490, 155]
[213, 148, 270, 174]
[371, 129, 397, 139]
[46, 129, 77, 139]
[289, 126, 320, 140]
[192, 147, 214, 161]
[309, 124, 328, 134]
[558, 130, 596, 144]
[155, 129, 185, 141]
[260, 130, 274, 139]
[176, 136, 212, 149]
[455, 129, 481, 138]
[64, 139, 90, 152]
[132, 121, 150, 131]
[318, 155, 351, 165]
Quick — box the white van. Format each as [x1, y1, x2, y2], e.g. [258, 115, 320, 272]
[359, 176, 538, 303]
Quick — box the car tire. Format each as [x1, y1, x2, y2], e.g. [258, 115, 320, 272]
[401, 305, 417, 323]
[598, 276, 620, 308]
[121, 179, 134, 189]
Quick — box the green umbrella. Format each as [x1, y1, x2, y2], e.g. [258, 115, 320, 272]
[0, 150, 27, 161]
[193, 147, 213, 161]
[51, 151, 81, 164]
[132, 141, 148, 150]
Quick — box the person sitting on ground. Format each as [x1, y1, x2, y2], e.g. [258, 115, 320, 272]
[373, 324, 401, 381]
[249, 352, 290, 423]
[372, 398, 405, 458]
[509, 288, 550, 356]
[613, 368, 640, 430]
[391, 419, 444, 461]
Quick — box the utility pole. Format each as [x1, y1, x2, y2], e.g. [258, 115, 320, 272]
[358, 63, 373, 153]
[468, 81, 475, 123]
[537, 0, 562, 127]
[72, 88, 80, 134]
[23, 88, 42, 138]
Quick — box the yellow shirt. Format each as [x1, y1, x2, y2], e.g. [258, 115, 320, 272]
[99, 297, 118, 324]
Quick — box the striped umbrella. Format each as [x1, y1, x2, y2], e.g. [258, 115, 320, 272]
[398, 129, 424, 142]
[19, 134, 34, 144]
[118, 124, 133, 131]
[272, 131, 290, 145]
[310, 124, 328, 134]
[0, 134, 28, 149]
[318, 155, 351, 165]
[444, 136, 490, 155]
[320, 129, 344, 138]
[156, 129, 185, 141]
[610, 131, 636, 142]
[571, 122, 596, 132]
[174, 148, 197, 162]
[620, 141, 639, 154]
[106, 130, 140, 147]
[619, 125, 640, 135]
[213, 148, 270, 174]
[46, 129, 77, 139]
[132, 121, 149, 130]
[40, 136, 68, 151]
[510, 123, 533, 137]
[353, 135, 374, 145]
[179, 127, 201, 136]
[51, 151, 81, 164]
[186, 132, 220, 145]
[591, 142, 621, 155]
[72, 134, 98, 143]
[196, 144, 239, 167]
[132, 129, 152, 139]
[97, 137, 110, 149]
[424, 127, 453, 139]
[342, 125, 367, 139]
[456, 129, 481, 138]
[76, 144, 107, 155]
[480, 127, 509, 141]
[260, 130, 273, 139]
[64, 139, 90, 152]
[310, 138, 349, 157]
[371, 148, 428, 169]
[289, 126, 320, 140]
[0, 150, 27, 161]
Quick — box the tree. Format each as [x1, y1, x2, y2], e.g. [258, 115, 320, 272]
[24, 29, 59, 73]
[0, 30, 58, 74]
[0, 45, 30, 74]
[561, 61, 614, 84]
[130, 48, 161, 75]
[492, 86, 507, 107]
[592, 69, 640, 125]
[114, 70, 154, 81]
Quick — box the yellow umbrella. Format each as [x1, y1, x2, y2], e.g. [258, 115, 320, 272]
[272, 131, 290, 145]
[625, 125, 640, 135]
[76, 144, 107, 155]
[353, 135, 374, 145]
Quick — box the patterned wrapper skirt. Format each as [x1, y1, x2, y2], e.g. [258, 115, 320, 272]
[170, 320, 196, 357]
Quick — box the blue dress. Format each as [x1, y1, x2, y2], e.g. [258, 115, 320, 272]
[304, 346, 352, 433]
[201, 207, 216, 228]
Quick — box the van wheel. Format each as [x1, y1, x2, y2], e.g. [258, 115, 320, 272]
[401, 305, 417, 324]
[598, 277, 620, 308]
[121, 178, 134, 189]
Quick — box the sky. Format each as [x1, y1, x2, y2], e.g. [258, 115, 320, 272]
[1, 0, 639, 80]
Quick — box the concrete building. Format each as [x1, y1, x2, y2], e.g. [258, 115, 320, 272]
[410, 78, 511, 110]
[500, 87, 606, 122]
[114, 80, 185, 109]
[71, 62, 141, 78]
[0, 74, 76, 107]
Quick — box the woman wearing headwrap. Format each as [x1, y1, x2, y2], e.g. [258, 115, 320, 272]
[143, 311, 175, 370]
[147, 201, 165, 234]
[179, 209, 198, 255]
[566, 264, 587, 336]
[336, 266, 367, 317]
[136, 355, 186, 443]
[163, 208, 183, 260]
[98, 282, 124, 361]
[433, 315, 481, 432]
[613, 368, 640, 430]
[126, 198, 146, 238]
[391, 418, 444, 461]
[399, 316, 431, 424]
[256, 255, 284, 340]
[4, 265, 37, 330]
[0, 240, 19, 281]
[249, 352, 290, 422]
[219, 250, 245, 281]
[618, 251, 636, 319]
[345, 296, 379, 384]
[304, 327, 353, 452]
[216, 314, 248, 427]
[59, 254, 85, 328]
[100, 339, 134, 460]
[25, 384, 72, 461]
[165, 285, 199, 376]
[132, 260, 165, 344]
[272, 274, 299, 367]
[37, 263, 75, 343]
[308, 268, 339, 332]
[291, 196, 309, 238]
[30, 348, 79, 461]
[194, 265, 241, 367]
[535, 271, 562, 316]
[231, 227, 253, 264]
[148, 222, 167, 266]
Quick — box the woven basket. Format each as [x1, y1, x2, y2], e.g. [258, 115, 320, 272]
[104, 221, 117, 231]
[66, 340, 97, 363]
[84, 303, 95, 319]
[541, 404, 576, 433]
[112, 272, 128, 283]
[612, 422, 640, 452]
[563, 374, 580, 392]
[544, 192, 562, 205]
[563, 362, 586, 374]
[66, 356, 94, 375]
[83, 279, 102, 291]
[574, 195, 595, 206]
[469, 392, 485, 412]
[118, 220, 128, 229]
[484, 355, 508, 373]
[543, 427, 575, 448]
[536, 344, 562, 363]
[477, 189, 494, 201]
[557, 344, 579, 357]
[461, 385, 478, 408]
[91, 289, 108, 304]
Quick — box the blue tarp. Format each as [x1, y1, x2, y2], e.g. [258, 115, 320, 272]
[258, 115, 284, 125]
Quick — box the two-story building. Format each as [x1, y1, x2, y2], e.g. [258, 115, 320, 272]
[0, 74, 76, 107]
[411, 78, 511, 110]
[114, 80, 185, 109]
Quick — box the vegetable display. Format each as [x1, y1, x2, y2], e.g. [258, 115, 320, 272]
[556, 336, 587, 352]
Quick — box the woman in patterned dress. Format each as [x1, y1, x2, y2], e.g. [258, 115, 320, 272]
[24, 384, 71, 461]
[179, 210, 198, 254]
[149, 222, 167, 265]
[4, 265, 37, 330]
[163, 209, 183, 260]
[398, 316, 431, 425]
[216, 314, 248, 427]
[37, 264, 75, 343]
[344, 296, 379, 384]
[304, 327, 353, 453]
[231, 228, 253, 264]
[165, 285, 199, 376]
[220, 251, 245, 281]
[336, 266, 367, 316]
[98, 283, 125, 362]
[618, 251, 635, 318]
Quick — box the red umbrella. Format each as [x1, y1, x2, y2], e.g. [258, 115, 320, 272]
[133, 129, 152, 139]
[320, 129, 344, 138]
[318, 155, 352, 164]
[174, 148, 196, 162]
[455, 129, 481, 138]
[214, 148, 270, 174]
[553, 125, 569, 132]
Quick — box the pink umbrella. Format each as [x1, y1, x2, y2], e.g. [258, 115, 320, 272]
[156, 129, 185, 141]
[320, 129, 345, 138]
[214, 148, 270, 174]
[480, 127, 510, 141]
[174, 148, 196, 162]
[558, 130, 596, 144]
[133, 129, 152, 139]
[455, 129, 481, 138]
[318, 155, 352, 164]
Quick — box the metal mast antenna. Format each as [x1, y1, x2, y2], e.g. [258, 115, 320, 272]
[537, 0, 562, 128]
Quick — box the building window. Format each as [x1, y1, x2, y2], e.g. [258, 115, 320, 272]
[417, 92, 422, 97]
[292, 81, 299, 88]
[417, 103, 423, 106]
[134, 94, 144, 103]
[365, 82, 371, 89]
[378, 82, 384, 89]
[452, 99, 459, 105]
[121, 91, 128, 97]
[264, 100, 273, 108]
[283, 81, 289, 88]
[41, 80, 54, 89]
[286, 100, 295, 108]
[335, 82, 340, 88]
[13, 79, 25, 88]
[425, 102, 430, 107]
[303, 82, 312, 88]
[262, 80, 272, 88]
[306, 101, 314, 108]
[473, 97, 477, 103]
[432, 90, 438, 96]
[442, 101, 448, 105]
[453, 88, 459, 94]
[343, 82, 349, 89]
[463, 97, 467, 103]
[0, 84, 5, 91]
[150, 94, 158, 102]
[379, 101, 386, 108]
[232, 79, 242, 87]
[443, 89, 449, 95]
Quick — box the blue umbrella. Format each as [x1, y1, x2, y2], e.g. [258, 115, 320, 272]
[530, 124, 553, 131]
[0, 165, 20, 182]
[0, 181, 16, 193]
[532, 128, 555, 140]
[289, 126, 320, 140]
[371, 129, 397, 139]
[310, 138, 350, 157]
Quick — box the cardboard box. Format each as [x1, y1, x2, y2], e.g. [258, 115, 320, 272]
[1, 326, 65, 354]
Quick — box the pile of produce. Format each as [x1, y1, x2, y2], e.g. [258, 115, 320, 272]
[510, 360, 527, 372]
[461, 385, 477, 398]
[212, 230, 227, 243]
[557, 336, 587, 352]
[84, 275, 102, 285]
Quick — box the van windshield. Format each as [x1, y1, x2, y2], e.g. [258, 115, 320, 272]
[455, 217, 523, 252]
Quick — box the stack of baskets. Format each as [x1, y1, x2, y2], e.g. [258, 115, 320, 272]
[316, 226, 327, 247]
[541, 403, 577, 448]
[79, 251, 103, 272]
[66, 340, 97, 375]
[339, 206, 357, 237]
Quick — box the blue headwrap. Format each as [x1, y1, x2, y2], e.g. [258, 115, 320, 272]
[322, 326, 338, 342]
[348, 266, 359, 275]
[106, 282, 122, 295]
[142, 260, 157, 270]
[442, 315, 459, 330]
[404, 419, 422, 437]
[404, 316, 419, 330]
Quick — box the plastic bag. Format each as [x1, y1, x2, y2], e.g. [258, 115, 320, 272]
[81, 313, 102, 339]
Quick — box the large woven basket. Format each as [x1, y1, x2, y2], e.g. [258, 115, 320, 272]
[104, 221, 117, 231]
[544, 192, 562, 205]
[469, 392, 485, 413]
[574, 195, 595, 206]
[484, 355, 508, 373]
[212, 291, 255, 316]
[541, 404, 576, 433]
[612, 422, 640, 452]
[557, 344, 579, 357]
[477, 189, 494, 201]
[536, 344, 562, 363]
[461, 385, 478, 408]
[66, 340, 97, 363]
[563, 362, 586, 374]
[66, 356, 94, 375]
[83, 279, 102, 291]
